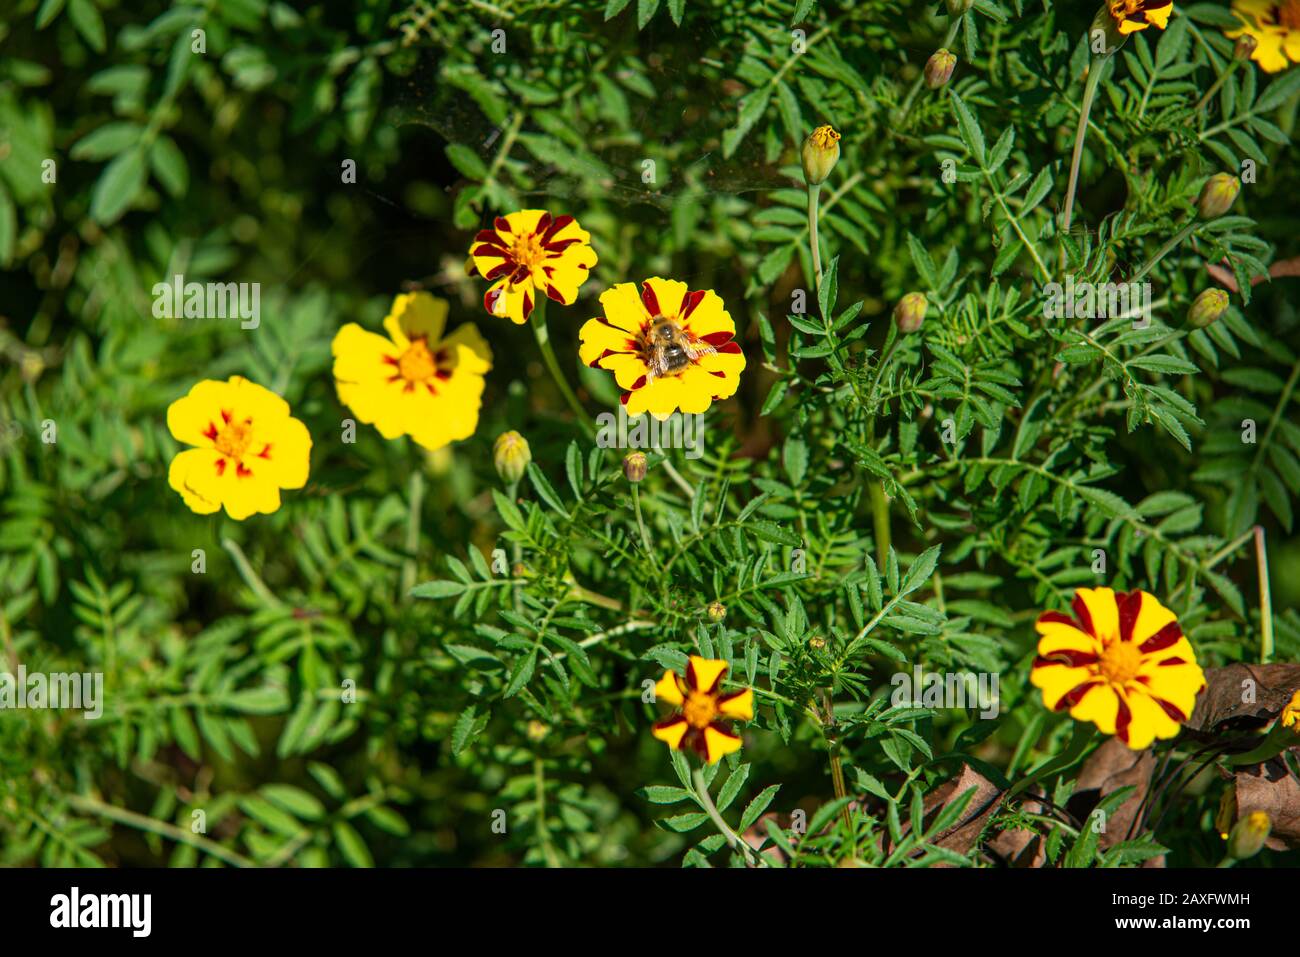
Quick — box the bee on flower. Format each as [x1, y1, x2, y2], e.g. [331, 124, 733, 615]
[468, 210, 598, 324]
[331, 291, 492, 451]
[579, 278, 745, 420]
[651, 656, 754, 765]
[1031, 587, 1205, 750]
[166, 376, 312, 520]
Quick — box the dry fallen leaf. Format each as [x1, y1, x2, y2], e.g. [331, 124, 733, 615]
[1070, 736, 1156, 848]
[1187, 663, 1300, 734]
[1232, 755, 1300, 851]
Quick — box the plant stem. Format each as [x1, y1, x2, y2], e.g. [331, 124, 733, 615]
[1060, 56, 1106, 273]
[221, 537, 283, 608]
[807, 182, 823, 289]
[1194, 57, 1243, 115]
[632, 485, 657, 566]
[66, 793, 255, 868]
[1129, 219, 1198, 283]
[821, 689, 854, 835]
[691, 766, 757, 866]
[401, 470, 423, 601]
[661, 459, 696, 499]
[529, 297, 593, 436]
[1255, 525, 1273, 663]
[895, 16, 963, 126]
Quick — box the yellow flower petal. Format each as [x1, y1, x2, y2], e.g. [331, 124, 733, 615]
[651, 716, 689, 750]
[382, 291, 448, 347]
[716, 688, 753, 721]
[654, 671, 685, 707]
[702, 725, 743, 764]
[687, 656, 729, 694]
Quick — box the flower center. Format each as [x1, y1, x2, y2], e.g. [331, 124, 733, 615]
[510, 233, 546, 270]
[1279, 0, 1300, 30]
[1099, 640, 1142, 684]
[397, 338, 438, 382]
[682, 691, 718, 729]
[214, 419, 253, 459]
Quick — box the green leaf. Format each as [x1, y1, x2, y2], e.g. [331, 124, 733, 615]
[90, 147, 147, 225]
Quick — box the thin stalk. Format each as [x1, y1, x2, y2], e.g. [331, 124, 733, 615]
[821, 689, 854, 834]
[1129, 219, 1198, 283]
[1060, 57, 1106, 273]
[529, 297, 593, 436]
[632, 485, 657, 567]
[691, 766, 757, 867]
[1194, 56, 1243, 115]
[66, 793, 255, 868]
[807, 182, 823, 289]
[221, 537, 283, 608]
[1255, 525, 1273, 663]
[661, 460, 696, 499]
[400, 470, 424, 601]
[895, 16, 963, 126]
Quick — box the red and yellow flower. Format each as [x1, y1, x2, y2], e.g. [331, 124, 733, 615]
[166, 376, 312, 520]
[1107, 0, 1174, 34]
[1281, 689, 1300, 731]
[1031, 587, 1205, 750]
[651, 656, 753, 764]
[468, 209, 597, 324]
[1227, 0, 1300, 72]
[331, 291, 492, 451]
[578, 278, 745, 420]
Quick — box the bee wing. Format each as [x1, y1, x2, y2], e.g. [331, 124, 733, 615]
[684, 340, 717, 362]
[645, 350, 669, 383]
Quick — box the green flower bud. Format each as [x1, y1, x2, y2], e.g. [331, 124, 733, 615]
[946, 0, 974, 14]
[894, 292, 928, 334]
[1234, 33, 1258, 61]
[623, 451, 647, 483]
[1187, 288, 1230, 328]
[493, 431, 531, 485]
[1226, 811, 1271, 861]
[706, 600, 727, 622]
[924, 49, 958, 90]
[1198, 173, 1241, 220]
[801, 125, 841, 187]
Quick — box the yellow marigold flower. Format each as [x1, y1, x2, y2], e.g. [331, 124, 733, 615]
[331, 291, 492, 452]
[652, 656, 754, 764]
[1107, 0, 1174, 35]
[578, 278, 745, 420]
[166, 376, 311, 520]
[1031, 587, 1206, 750]
[1281, 689, 1300, 730]
[468, 210, 598, 324]
[1227, 0, 1300, 72]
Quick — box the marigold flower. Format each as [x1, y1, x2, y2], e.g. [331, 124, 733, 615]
[801, 125, 841, 186]
[1281, 689, 1300, 730]
[1227, 0, 1300, 72]
[651, 656, 753, 765]
[468, 209, 597, 324]
[166, 376, 312, 520]
[578, 278, 745, 420]
[493, 431, 531, 485]
[924, 49, 958, 90]
[331, 291, 492, 452]
[1106, 0, 1174, 35]
[1031, 587, 1206, 750]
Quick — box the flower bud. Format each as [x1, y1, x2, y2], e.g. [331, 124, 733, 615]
[492, 431, 531, 485]
[801, 125, 841, 187]
[1234, 33, 1258, 61]
[1226, 811, 1271, 860]
[809, 635, 826, 650]
[894, 292, 928, 334]
[706, 600, 727, 622]
[1282, 690, 1300, 731]
[946, 0, 973, 13]
[1187, 288, 1229, 328]
[1198, 173, 1240, 219]
[924, 49, 957, 90]
[623, 451, 647, 483]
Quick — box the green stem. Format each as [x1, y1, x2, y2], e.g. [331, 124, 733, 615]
[691, 766, 757, 866]
[530, 297, 594, 436]
[401, 470, 423, 601]
[1060, 56, 1106, 273]
[632, 485, 657, 566]
[66, 793, 256, 868]
[1129, 219, 1198, 283]
[1255, 525, 1273, 663]
[896, 16, 963, 125]
[1194, 56, 1243, 115]
[660, 459, 696, 499]
[807, 182, 823, 290]
[221, 537, 283, 608]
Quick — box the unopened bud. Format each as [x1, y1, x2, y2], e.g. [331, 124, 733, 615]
[706, 601, 727, 622]
[1198, 173, 1240, 219]
[894, 292, 928, 334]
[526, 720, 549, 742]
[946, 0, 973, 13]
[493, 431, 531, 485]
[801, 125, 841, 187]
[809, 635, 826, 650]
[1187, 288, 1229, 328]
[1234, 33, 1257, 61]
[1226, 811, 1271, 860]
[925, 49, 957, 90]
[623, 451, 647, 483]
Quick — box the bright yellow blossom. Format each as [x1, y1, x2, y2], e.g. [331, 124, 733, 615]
[166, 376, 311, 520]
[651, 656, 753, 765]
[1228, 0, 1300, 72]
[331, 291, 492, 452]
[1031, 587, 1205, 750]
[1107, 0, 1174, 35]
[468, 210, 598, 324]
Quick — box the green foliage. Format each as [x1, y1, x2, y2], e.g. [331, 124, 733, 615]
[1, 0, 1298, 868]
